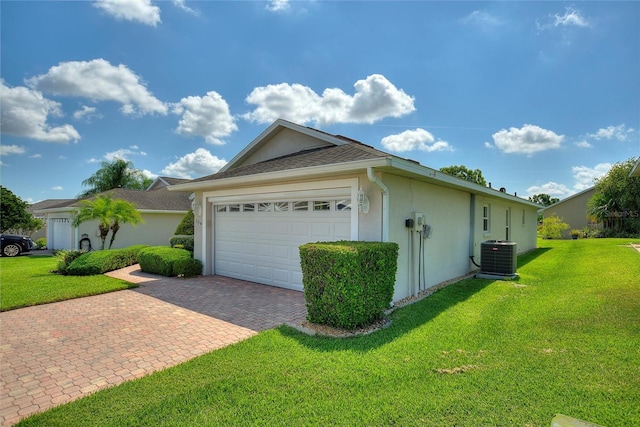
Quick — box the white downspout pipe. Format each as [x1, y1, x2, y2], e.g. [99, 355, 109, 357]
[367, 167, 389, 242]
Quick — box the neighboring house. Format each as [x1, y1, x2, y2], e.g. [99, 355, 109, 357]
[169, 119, 540, 302]
[541, 187, 597, 237]
[630, 157, 640, 177]
[27, 199, 74, 242]
[33, 178, 191, 251]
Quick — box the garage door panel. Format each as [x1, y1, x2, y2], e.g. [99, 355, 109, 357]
[215, 199, 351, 291]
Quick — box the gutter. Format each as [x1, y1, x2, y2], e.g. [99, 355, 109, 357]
[367, 167, 389, 242]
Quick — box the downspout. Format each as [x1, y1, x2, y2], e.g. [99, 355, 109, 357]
[367, 167, 389, 242]
[469, 193, 481, 269]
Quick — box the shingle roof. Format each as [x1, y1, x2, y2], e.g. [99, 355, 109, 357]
[191, 141, 390, 183]
[36, 188, 191, 212]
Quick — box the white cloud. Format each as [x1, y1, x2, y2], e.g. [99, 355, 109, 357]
[266, 0, 290, 12]
[30, 154, 42, 158]
[52, 186, 64, 191]
[243, 74, 415, 126]
[0, 144, 26, 156]
[161, 148, 227, 179]
[142, 169, 158, 180]
[26, 59, 167, 116]
[526, 182, 572, 198]
[460, 10, 503, 29]
[491, 124, 564, 154]
[172, 91, 237, 144]
[381, 128, 453, 153]
[538, 6, 590, 30]
[93, 0, 161, 26]
[575, 140, 591, 148]
[73, 105, 101, 121]
[588, 124, 634, 141]
[572, 163, 611, 191]
[104, 146, 147, 162]
[0, 80, 80, 143]
[172, 0, 197, 15]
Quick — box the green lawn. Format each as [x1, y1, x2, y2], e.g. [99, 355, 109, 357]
[15, 238, 640, 426]
[0, 255, 137, 311]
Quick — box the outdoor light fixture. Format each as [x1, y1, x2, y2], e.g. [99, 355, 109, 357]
[357, 187, 370, 214]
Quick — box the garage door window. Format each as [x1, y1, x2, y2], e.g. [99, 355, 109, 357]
[293, 201, 309, 211]
[216, 199, 351, 213]
[313, 201, 331, 211]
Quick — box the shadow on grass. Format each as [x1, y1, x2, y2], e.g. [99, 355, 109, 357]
[279, 277, 493, 353]
[517, 247, 552, 268]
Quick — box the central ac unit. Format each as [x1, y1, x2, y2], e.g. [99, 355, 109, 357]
[480, 240, 517, 276]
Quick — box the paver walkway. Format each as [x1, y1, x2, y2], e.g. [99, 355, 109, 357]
[0, 266, 307, 426]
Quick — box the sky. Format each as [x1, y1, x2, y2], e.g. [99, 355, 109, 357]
[1, 0, 639, 204]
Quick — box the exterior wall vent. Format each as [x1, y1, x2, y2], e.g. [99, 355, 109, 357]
[480, 240, 517, 276]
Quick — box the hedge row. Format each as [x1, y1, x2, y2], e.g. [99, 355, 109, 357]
[299, 241, 398, 330]
[61, 245, 148, 276]
[138, 246, 202, 277]
[170, 235, 194, 252]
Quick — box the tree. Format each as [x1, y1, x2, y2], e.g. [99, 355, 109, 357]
[439, 165, 487, 186]
[73, 195, 143, 249]
[0, 186, 42, 234]
[587, 158, 640, 236]
[538, 214, 570, 239]
[174, 209, 194, 235]
[78, 159, 153, 198]
[528, 193, 560, 207]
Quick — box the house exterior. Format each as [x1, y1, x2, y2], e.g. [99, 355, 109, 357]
[34, 179, 191, 251]
[630, 157, 640, 177]
[169, 119, 540, 302]
[541, 187, 597, 237]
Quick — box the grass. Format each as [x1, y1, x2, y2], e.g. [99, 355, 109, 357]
[0, 255, 137, 311]
[14, 238, 640, 426]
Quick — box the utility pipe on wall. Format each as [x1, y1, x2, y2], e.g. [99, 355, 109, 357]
[367, 167, 389, 242]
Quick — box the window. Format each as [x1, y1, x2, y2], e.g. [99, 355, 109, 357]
[313, 201, 331, 211]
[229, 204, 240, 212]
[483, 204, 491, 233]
[258, 202, 272, 212]
[274, 202, 289, 212]
[243, 203, 255, 212]
[293, 201, 309, 211]
[335, 199, 352, 211]
[216, 205, 227, 212]
[522, 209, 526, 226]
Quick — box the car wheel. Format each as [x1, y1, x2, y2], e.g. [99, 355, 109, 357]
[2, 244, 21, 257]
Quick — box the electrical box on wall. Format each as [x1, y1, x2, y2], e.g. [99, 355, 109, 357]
[413, 212, 425, 231]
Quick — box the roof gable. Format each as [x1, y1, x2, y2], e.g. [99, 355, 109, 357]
[219, 119, 352, 173]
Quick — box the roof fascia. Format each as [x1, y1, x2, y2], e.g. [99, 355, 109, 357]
[218, 119, 350, 173]
[388, 157, 542, 208]
[630, 156, 640, 177]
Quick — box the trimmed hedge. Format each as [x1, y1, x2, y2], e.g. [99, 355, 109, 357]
[64, 245, 148, 276]
[170, 235, 194, 252]
[299, 241, 399, 330]
[138, 246, 202, 278]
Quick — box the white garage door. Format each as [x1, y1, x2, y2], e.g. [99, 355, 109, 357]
[214, 199, 352, 291]
[51, 218, 72, 250]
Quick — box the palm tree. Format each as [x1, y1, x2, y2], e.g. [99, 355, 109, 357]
[73, 195, 143, 250]
[78, 159, 152, 198]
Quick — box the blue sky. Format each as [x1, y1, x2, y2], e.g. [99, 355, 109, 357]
[1, 0, 638, 204]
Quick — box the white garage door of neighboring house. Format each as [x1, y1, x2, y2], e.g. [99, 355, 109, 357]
[214, 198, 352, 291]
[51, 218, 72, 250]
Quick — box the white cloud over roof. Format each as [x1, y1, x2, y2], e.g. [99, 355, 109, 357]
[26, 59, 168, 116]
[588, 124, 634, 141]
[242, 74, 415, 126]
[161, 148, 227, 179]
[172, 92, 238, 145]
[491, 124, 564, 154]
[0, 80, 80, 143]
[381, 128, 453, 153]
[93, 0, 161, 26]
[572, 163, 611, 191]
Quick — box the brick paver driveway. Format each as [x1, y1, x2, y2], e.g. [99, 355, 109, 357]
[0, 266, 307, 426]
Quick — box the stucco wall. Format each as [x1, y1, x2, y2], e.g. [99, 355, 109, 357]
[384, 173, 471, 301]
[543, 188, 596, 236]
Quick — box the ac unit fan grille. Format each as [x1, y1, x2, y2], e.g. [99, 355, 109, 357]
[480, 240, 517, 275]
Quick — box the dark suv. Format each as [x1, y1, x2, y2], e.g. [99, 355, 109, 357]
[1, 234, 36, 257]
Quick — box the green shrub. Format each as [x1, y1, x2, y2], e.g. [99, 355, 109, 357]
[35, 237, 47, 249]
[538, 214, 570, 239]
[173, 257, 203, 277]
[174, 209, 194, 235]
[170, 235, 194, 252]
[299, 241, 398, 330]
[64, 245, 148, 276]
[138, 246, 197, 277]
[53, 249, 87, 274]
